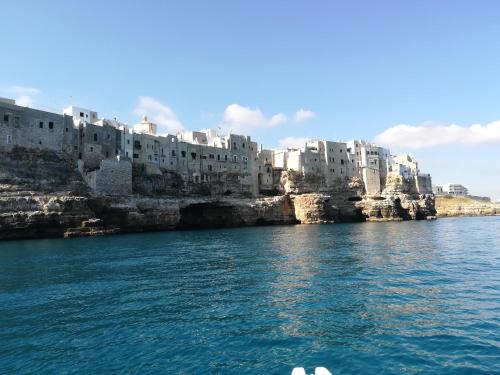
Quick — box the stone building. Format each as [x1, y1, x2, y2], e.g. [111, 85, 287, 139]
[78, 122, 121, 170]
[0, 98, 434, 198]
[0, 98, 75, 154]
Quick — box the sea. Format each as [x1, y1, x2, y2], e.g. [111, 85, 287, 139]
[0, 217, 499, 374]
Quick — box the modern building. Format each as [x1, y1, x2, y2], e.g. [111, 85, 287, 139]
[443, 184, 469, 196]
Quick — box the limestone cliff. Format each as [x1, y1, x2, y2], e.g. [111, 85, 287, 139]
[0, 148, 437, 241]
[436, 196, 500, 217]
[290, 192, 436, 224]
[0, 148, 93, 240]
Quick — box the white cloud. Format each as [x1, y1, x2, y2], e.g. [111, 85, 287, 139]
[270, 113, 287, 126]
[375, 121, 500, 149]
[220, 104, 287, 134]
[133, 96, 184, 134]
[278, 136, 311, 149]
[0, 85, 41, 107]
[294, 108, 315, 122]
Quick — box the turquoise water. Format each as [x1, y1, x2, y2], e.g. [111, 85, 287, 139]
[0, 217, 499, 374]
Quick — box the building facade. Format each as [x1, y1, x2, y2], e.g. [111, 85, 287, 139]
[0, 98, 434, 197]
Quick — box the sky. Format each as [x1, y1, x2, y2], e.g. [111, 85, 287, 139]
[2, 0, 500, 198]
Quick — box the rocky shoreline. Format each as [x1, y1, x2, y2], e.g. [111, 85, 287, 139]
[0, 191, 438, 241]
[435, 196, 500, 218]
[0, 148, 437, 241]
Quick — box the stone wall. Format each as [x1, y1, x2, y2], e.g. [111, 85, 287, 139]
[84, 159, 132, 196]
[416, 174, 433, 194]
[132, 164, 256, 198]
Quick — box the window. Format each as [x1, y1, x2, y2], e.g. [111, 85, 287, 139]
[39, 121, 44, 128]
[217, 154, 221, 161]
[65, 128, 69, 132]
[48, 122, 54, 129]
[133, 153, 139, 158]
[80, 112, 84, 117]
[6, 135, 12, 144]
[107, 134, 110, 140]
[171, 150, 176, 157]
[224, 155, 228, 161]
[94, 134, 98, 141]
[39, 140, 42, 145]
[208, 165, 213, 171]
[3, 114, 9, 122]
[126, 152, 129, 157]
[181, 151, 186, 157]
[209, 154, 215, 159]
[233, 155, 238, 162]
[148, 155, 152, 161]
[341, 159, 344, 165]
[127, 139, 130, 144]
[191, 152, 197, 160]
[90, 147, 94, 152]
[105, 151, 109, 158]
[74, 146, 78, 150]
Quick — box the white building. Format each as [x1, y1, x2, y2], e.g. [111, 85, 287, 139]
[388, 154, 419, 179]
[133, 116, 157, 135]
[63, 106, 98, 126]
[433, 185, 444, 195]
[443, 184, 468, 196]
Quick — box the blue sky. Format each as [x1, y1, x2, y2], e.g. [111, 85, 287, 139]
[2, 0, 500, 198]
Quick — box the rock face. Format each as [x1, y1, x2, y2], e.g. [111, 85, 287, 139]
[87, 195, 298, 231]
[0, 148, 438, 241]
[436, 196, 500, 217]
[290, 193, 436, 224]
[358, 194, 436, 221]
[0, 148, 93, 240]
[291, 194, 339, 224]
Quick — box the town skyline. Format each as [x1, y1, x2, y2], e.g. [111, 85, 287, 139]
[2, 0, 500, 198]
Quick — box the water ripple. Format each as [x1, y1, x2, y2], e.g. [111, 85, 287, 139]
[0, 217, 499, 374]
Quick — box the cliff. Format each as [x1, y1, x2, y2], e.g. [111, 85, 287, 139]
[436, 196, 500, 217]
[0, 148, 437, 240]
[0, 148, 93, 240]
